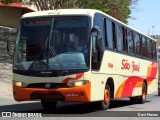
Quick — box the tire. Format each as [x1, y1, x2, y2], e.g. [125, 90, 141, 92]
[137, 82, 147, 104]
[96, 85, 111, 110]
[158, 91, 160, 96]
[41, 100, 57, 111]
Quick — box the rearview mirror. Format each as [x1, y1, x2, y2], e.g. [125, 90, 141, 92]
[91, 26, 99, 36]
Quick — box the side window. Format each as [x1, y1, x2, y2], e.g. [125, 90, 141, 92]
[139, 36, 142, 57]
[92, 13, 105, 70]
[127, 30, 134, 54]
[134, 34, 140, 55]
[106, 19, 113, 49]
[122, 27, 127, 52]
[116, 24, 123, 51]
[153, 42, 157, 60]
[112, 22, 117, 49]
[94, 13, 105, 50]
[147, 39, 153, 59]
[141, 37, 147, 57]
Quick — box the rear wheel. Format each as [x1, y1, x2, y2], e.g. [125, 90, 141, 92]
[137, 82, 147, 104]
[130, 82, 147, 104]
[158, 91, 160, 96]
[41, 100, 57, 111]
[96, 85, 111, 110]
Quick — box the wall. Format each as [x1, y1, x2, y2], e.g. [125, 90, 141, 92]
[0, 30, 16, 82]
[0, 7, 22, 28]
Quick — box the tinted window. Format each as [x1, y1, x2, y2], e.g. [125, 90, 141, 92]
[153, 42, 157, 60]
[94, 13, 105, 50]
[14, 16, 91, 71]
[93, 13, 105, 70]
[112, 22, 117, 49]
[116, 24, 123, 51]
[141, 37, 147, 57]
[147, 39, 153, 59]
[127, 30, 134, 54]
[106, 19, 113, 49]
[134, 34, 140, 55]
[122, 27, 127, 52]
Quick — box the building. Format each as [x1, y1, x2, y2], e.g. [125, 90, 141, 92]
[150, 35, 160, 63]
[0, 1, 36, 53]
[150, 35, 160, 77]
[0, 1, 35, 28]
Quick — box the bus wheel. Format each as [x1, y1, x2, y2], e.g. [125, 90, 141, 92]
[96, 85, 111, 110]
[41, 100, 57, 111]
[138, 82, 147, 104]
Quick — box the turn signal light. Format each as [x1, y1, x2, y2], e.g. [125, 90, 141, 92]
[67, 80, 89, 87]
[13, 80, 28, 87]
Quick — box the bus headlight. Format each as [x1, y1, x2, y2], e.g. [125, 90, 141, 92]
[67, 80, 89, 87]
[13, 81, 28, 88]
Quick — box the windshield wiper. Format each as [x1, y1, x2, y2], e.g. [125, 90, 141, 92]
[27, 51, 47, 72]
[27, 60, 47, 72]
[49, 46, 68, 74]
[46, 18, 68, 75]
[27, 17, 68, 74]
[27, 61, 38, 71]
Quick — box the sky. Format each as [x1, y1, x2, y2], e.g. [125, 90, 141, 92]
[128, 0, 160, 35]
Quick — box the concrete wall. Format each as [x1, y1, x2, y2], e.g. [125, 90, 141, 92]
[0, 7, 22, 28]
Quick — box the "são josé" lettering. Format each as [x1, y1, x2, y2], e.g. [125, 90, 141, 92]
[121, 59, 140, 73]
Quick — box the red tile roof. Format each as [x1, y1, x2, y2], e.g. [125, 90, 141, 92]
[0, 2, 35, 12]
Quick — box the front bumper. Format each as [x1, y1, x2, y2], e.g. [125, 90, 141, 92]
[13, 82, 91, 102]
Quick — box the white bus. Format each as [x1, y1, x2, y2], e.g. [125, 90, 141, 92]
[13, 9, 158, 110]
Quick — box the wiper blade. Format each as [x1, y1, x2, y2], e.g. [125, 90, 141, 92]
[27, 61, 38, 71]
[27, 60, 47, 71]
[47, 17, 68, 74]
[50, 46, 68, 74]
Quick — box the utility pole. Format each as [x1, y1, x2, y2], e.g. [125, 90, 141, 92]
[152, 26, 155, 35]
[147, 28, 150, 35]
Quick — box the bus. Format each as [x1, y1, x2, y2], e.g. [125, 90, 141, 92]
[13, 9, 158, 110]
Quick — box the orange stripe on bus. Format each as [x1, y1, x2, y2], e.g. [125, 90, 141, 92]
[115, 80, 127, 98]
[115, 62, 158, 98]
[135, 81, 143, 88]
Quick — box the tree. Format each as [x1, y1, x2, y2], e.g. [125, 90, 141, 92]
[106, 0, 132, 23]
[2, 0, 138, 23]
[0, 0, 21, 4]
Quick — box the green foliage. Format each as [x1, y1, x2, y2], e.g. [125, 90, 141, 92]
[106, 0, 132, 23]
[78, 0, 109, 13]
[77, 0, 132, 23]
[2, 0, 137, 23]
[1, 0, 21, 4]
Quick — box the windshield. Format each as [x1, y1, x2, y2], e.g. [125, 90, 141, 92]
[14, 16, 91, 71]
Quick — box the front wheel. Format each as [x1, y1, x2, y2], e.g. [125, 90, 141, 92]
[96, 85, 111, 110]
[41, 100, 57, 111]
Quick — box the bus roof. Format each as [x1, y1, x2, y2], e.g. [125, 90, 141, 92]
[22, 9, 98, 18]
[22, 9, 156, 42]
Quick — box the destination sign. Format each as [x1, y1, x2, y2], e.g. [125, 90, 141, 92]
[24, 19, 51, 26]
